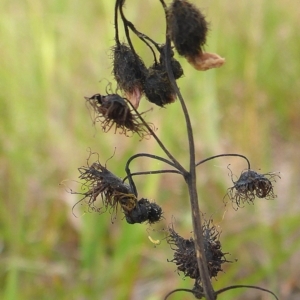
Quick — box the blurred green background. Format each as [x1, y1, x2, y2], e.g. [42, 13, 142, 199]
[1, 0, 299, 299]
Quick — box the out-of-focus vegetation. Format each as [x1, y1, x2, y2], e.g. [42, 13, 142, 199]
[0, 0, 299, 299]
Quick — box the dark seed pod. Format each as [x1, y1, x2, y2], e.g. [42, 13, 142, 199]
[167, 0, 208, 57]
[74, 160, 136, 215]
[85, 93, 151, 138]
[98, 94, 135, 130]
[225, 169, 280, 209]
[124, 199, 149, 224]
[169, 57, 184, 80]
[147, 202, 163, 224]
[143, 63, 176, 107]
[167, 219, 229, 280]
[112, 43, 148, 108]
[159, 45, 184, 80]
[167, 1, 225, 71]
[124, 198, 163, 224]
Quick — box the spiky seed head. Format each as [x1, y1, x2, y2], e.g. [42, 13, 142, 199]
[112, 43, 148, 108]
[167, 0, 209, 57]
[75, 161, 135, 215]
[85, 93, 151, 138]
[167, 219, 229, 280]
[226, 169, 280, 208]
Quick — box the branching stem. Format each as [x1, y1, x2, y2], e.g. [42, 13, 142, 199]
[215, 284, 279, 300]
[123, 169, 181, 182]
[126, 100, 186, 174]
[162, 0, 215, 298]
[196, 153, 251, 169]
[125, 153, 183, 197]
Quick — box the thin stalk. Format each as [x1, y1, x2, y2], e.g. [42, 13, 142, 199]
[196, 153, 251, 169]
[114, 0, 121, 44]
[119, 2, 186, 174]
[163, 288, 196, 300]
[215, 285, 279, 300]
[125, 152, 178, 169]
[125, 152, 182, 197]
[163, 7, 215, 300]
[126, 100, 186, 174]
[123, 169, 181, 182]
[126, 20, 161, 51]
[118, 0, 136, 55]
[124, 19, 159, 63]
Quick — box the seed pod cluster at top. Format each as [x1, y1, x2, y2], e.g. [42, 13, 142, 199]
[167, 0, 225, 71]
[112, 42, 184, 108]
[167, 219, 229, 281]
[225, 169, 280, 209]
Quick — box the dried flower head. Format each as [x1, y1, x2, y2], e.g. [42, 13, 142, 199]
[159, 45, 184, 80]
[85, 93, 150, 138]
[202, 219, 229, 278]
[112, 43, 148, 108]
[143, 63, 177, 107]
[226, 169, 280, 208]
[167, 219, 229, 281]
[124, 198, 163, 224]
[167, 0, 208, 57]
[167, 0, 225, 71]
[74, 160, 136, 216]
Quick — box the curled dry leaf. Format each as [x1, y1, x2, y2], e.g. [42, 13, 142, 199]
[187, 52, 225, 71]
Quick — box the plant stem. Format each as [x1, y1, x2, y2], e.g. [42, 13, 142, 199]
[215, 285, 279, 299]
[164, 39, 216, 300]
[126, 100, 186, 174]
[124, 152, 182, 197]
[196, 153, 251, 169]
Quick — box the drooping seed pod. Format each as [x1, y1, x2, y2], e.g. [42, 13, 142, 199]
[143, 63, 177, 107]
[74, 160, 136, 216]
[167, 0, 208, 57]
[225, 169, 280, 209]
[85, 93, 151, 139]
[167, 0, 225, 71]
[112, 43, 148, 108]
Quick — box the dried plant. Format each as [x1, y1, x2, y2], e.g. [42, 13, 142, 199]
[225, 168, 280, 209]
[71, 0, 280, 299]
